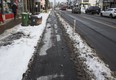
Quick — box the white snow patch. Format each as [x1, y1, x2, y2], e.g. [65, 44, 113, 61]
[67, 9, 72, 12]
[54, 24, 57, 29]
[56, 35, 61, 42]
[0, 12, 50, 80]
[0, 26, 19, 40]
[37, 74, 64, 80]
[56, 13, 115, 80]
[55, 30, 57, 33]
[39, 23, 52, 56]
[31, 14, 42, 18]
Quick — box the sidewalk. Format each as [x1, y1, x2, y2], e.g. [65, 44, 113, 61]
[0, 12, 50, 80]
[0, 19, 21, 34]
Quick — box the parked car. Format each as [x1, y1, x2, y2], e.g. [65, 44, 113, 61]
[72, 6, 81, 14]
[100, 8, 116, 18]
[60, 6, 67, 10]
[85, 6, 101, 14]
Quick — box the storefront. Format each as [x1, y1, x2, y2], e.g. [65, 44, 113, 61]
[110, 0, 116, 8]
[0, 0, 14, 23]
[103, 0, 116, 10]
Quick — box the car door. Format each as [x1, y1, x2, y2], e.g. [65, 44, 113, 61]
[105, 8, 112, 16]
[103, 9, 110, 16]
[106, 9, 113, 16]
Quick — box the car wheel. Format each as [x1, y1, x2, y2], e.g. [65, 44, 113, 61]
[110, 14, 113, 18]
[91, 12, 94, 15]
[72, 11, 73, 13]
[85, 11, 87, 14]
[100, 13, 103, 16]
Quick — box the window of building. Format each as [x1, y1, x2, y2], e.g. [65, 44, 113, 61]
[3, 0, 12, 14]
[0, 0, 2, 13]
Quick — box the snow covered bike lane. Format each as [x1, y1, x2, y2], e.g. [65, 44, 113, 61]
[23, 10, 80, 80]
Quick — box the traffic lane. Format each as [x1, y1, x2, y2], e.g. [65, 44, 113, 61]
[63, 11, 116, 43]
[80, 13, 116, 27]
[59, 11, 116, 71]
[66, 10, 116, 26]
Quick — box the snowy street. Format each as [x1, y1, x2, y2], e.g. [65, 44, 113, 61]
[0, 10, 115, 80]
[0, 12, 49, 80]
[23, 11, 80, 80]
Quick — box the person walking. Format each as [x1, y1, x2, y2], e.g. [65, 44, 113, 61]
[12, 3, 17, 20]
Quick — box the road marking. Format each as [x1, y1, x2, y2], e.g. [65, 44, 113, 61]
[37, 74, 64, 80]
[81, 16, 116, 29]
[54, 24, 58, 29]
[56, 35, 61, 42]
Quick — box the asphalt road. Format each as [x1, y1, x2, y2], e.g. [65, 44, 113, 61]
[58, 10, 116, 71]
[24, 11, 80, 80]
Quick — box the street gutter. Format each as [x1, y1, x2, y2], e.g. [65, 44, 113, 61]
[55, 11, 116, 80]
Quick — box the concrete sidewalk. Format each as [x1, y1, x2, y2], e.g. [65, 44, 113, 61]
[0, 19, 21, 34]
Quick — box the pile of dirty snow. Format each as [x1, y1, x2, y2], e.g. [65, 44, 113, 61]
[56, 13, 115, 80]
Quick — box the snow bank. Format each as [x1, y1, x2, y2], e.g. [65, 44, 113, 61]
[56, 13, 115, 80]
[0, 12, 50, 80]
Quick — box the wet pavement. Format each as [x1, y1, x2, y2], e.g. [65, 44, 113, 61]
[59, 10, 116, 71]
[23, 11, 80, 80]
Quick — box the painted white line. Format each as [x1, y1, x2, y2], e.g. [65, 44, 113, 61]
[55, 30, 57, 33]
[39, 23, 52, 56]
[81, 16, 116, 29]
[54, 24, 57, 29]
[37, 74, 64, 80]
[56, 35, 61, 42]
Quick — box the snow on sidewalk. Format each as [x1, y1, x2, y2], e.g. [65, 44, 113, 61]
[56, 13, 115, 80]
[0, 12, 50, 80]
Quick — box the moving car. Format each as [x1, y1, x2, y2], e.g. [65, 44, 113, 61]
[72, 6, 81, 14]
[85, 6, 101, 14]
[100, 8, 116, 18]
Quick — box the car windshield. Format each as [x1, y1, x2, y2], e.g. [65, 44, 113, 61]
[94, 6, 99, 9]
[89, 6, 94, 9]
[106, 8, 112, 11]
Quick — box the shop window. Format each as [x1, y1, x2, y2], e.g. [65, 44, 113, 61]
[0, 0, 2, 13]
[3, 0, 12, 14]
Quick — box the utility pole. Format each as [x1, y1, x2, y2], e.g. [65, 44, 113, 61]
[54, 0, 56, 9]
[1, 0, 3, 14]
[32, 0, 34, 14]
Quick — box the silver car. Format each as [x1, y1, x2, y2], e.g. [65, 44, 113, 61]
[100, 8, 116, 18]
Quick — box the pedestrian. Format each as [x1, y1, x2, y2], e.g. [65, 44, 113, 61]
[12, 3, 17, 20]
[0, 14, 4, 23]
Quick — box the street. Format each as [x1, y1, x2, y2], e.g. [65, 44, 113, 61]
[58, 10, 116, 71]
[21, 10, 116, 80]
[0, 10, 115, 80]
[0, 0, 116, 79]
[23, 11, 87, 80]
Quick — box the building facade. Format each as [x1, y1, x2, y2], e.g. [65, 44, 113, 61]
[0, 0, 23, 22]
[99, 0, 116, 10]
